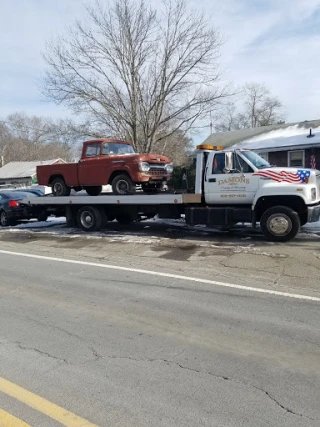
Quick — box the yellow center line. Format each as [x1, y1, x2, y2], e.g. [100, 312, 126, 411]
[0, 408, 31, 427]
[0, 377, 99, 427]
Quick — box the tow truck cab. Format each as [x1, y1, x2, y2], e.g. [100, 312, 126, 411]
[186, 144, 320, 241]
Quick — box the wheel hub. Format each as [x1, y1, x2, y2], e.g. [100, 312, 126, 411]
[268, 214, 292, 236]
[80, 211, 93, 228]
[116, 180, 129, 194]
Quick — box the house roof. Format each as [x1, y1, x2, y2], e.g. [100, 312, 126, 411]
[203, 120, 320, 152]
[0, 159, 65, 179]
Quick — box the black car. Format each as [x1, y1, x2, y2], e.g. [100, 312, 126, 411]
[0, 191, 47, 226]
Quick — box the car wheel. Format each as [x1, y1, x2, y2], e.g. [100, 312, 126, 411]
[112, 174, 135, 195]
[260, 206, 300, 242]
[85, 186, 102, 196]
[0, 210, 10, 227]
[37, 211, 48, 222]
[51, 177, 71, 197]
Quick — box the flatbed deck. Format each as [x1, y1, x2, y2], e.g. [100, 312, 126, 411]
[22, 193, 202, 206]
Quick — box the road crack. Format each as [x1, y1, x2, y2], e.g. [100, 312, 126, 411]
[17, 342, 69, 364]
[88, 349, 318, 422]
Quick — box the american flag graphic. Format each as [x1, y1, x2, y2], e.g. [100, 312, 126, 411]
[253, 169, 311, 183]
[310, 155, 316, 169]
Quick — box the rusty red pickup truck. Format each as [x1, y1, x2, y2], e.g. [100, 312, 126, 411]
[37, 139, 173, 196]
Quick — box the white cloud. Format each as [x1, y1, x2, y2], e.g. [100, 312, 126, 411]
[0, 0, 320, 129]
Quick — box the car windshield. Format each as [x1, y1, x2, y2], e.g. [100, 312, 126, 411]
[240, 151, 271, 169]
[101, 142, 135, 155]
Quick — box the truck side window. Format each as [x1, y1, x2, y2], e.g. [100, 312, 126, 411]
[101, 143, 110, 155]
[85, 143, 100, 157]
[212, 153, 226, 174]
[234, 154, 253, 173]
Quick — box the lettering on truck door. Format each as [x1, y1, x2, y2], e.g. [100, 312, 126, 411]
[204, 152, 260, 204]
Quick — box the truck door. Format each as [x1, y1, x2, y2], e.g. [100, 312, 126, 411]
[204, 151, 260, 204]
[78, 142, 104, 186]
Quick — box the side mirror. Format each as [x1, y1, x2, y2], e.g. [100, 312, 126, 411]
[225, 152, 233, 171]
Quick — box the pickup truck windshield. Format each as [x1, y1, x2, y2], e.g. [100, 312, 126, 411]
[102, 143, 135, 155]
[241, 151, 271, 169]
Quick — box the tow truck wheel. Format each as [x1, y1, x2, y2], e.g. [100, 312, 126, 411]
[51, 177, 71, 197]
[85, 186, 102, 196]
[112, 174, 135, 195]
[77, 206, 102, 232]
[260, 206, 300, 242]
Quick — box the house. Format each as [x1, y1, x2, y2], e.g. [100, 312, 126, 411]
[0, 159, 65, 189]
[202, 120, 320, 169]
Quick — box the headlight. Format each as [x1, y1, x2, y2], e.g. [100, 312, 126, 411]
[139, 162, 150, 172]
[165, 163, 174, 174]
[311, 187, 317, 201]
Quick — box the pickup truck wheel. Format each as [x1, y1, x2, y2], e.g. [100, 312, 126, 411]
[52, 177, 71, 197]
[85, 186, 102, 196]
[115, 213, 134, 225]
[112, 174, 135, 195]
[260, 206, 300, 242]
[77, 206, 102, 232]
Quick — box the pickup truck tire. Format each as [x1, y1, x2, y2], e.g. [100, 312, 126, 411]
[51, 177, 71, 197]
[77, 206, 102, 232]
[85, 186, 102, 196]
[260, 206, 300, 242]
[112, 174, 135, 195]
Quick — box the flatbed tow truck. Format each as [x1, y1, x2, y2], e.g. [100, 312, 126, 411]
[22, 145, 320, 242]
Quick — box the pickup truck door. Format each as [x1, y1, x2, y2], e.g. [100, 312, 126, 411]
[78, 143, 105, 186]
[204, 152, 260, 205]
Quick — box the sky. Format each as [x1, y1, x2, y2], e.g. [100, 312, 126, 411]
[0, 0, 320, 142]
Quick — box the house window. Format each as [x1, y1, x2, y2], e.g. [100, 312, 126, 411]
[258, 152, 268, 162]
[288, 150, 305, 167]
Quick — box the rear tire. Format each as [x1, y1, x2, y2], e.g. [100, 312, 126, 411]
[85, 186, 102, 196]
[77, 206, 102, 232]
[0, 210, 10, 227]
[260, 206, 300, 242]
[51, 177, 71, 197]
[37, 211, 48, 222]
[112, 174, 135, 195]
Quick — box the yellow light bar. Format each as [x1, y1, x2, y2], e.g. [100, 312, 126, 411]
[196, 144, 224, 151]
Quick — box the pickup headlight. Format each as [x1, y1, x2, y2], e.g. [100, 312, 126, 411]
[311, 187, 317, 201]
[165, 163, 174, 174]
[139, 162, 150, 172]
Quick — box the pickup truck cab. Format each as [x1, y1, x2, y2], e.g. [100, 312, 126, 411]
[37, 139, 173, 196]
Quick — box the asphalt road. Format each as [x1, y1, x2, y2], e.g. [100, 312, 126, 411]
[0, 248, 319, 427]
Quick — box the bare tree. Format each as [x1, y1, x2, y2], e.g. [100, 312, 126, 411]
[215, 82, 284, 132]
[43, 0, 229, 153]
[0, 113, 80, 164]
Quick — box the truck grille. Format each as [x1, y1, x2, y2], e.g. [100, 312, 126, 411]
[146, 164, 167, 176]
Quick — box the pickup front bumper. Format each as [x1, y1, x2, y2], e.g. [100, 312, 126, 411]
[307, 204, 320, 222]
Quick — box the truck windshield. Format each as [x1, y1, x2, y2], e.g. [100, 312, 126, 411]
[240, 151, 271, 169]
[102, 143, 135, 155]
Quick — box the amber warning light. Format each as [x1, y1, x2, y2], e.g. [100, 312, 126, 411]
[196, 144, 224, 151]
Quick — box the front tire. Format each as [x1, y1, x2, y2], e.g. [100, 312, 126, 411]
[51, 177, 71, 197]
[77, 206, 102, 232]
[111, 174, 135, 195]
[260, 206, 300, 242]
[85, 186, 102, 196]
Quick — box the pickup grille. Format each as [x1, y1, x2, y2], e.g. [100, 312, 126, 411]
[146, 164, 167, 176]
